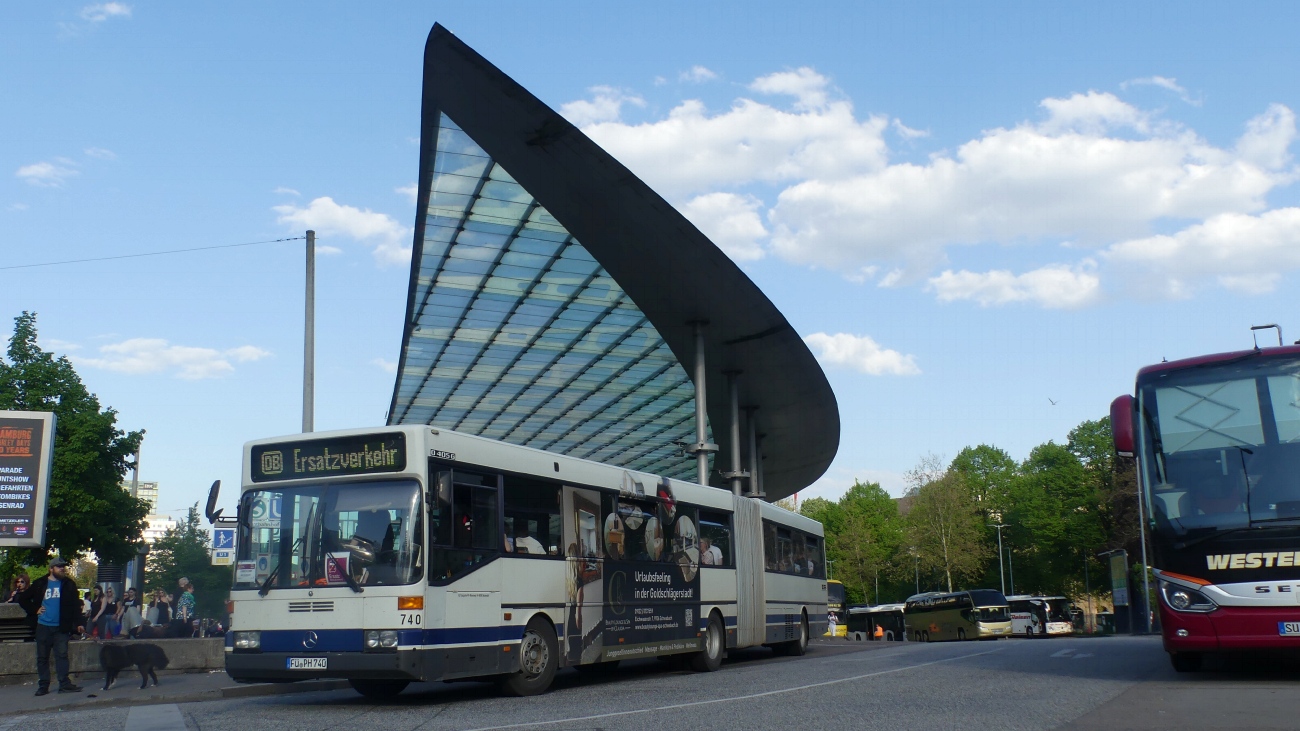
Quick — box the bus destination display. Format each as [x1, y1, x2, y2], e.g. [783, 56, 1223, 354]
[250, 433, 407, 482]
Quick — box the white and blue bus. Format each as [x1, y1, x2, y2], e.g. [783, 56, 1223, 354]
[224, 426, 827, 698]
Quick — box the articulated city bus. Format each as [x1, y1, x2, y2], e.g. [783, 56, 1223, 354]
[904, 590, 1011, 642]
[1112, 340, 1300, 672]
[825, 579, 846, 637]
[1007, 595, 1073, 637]
[224, 426, 827, 697]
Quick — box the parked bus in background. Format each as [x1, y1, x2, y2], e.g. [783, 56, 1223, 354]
[905, 590, 1012, 642]
[1111, 333, 1300, 672]
[847, 603, 906, 641]
[223, 426, 827, 698]
[1007, 595, 1073, 637]
[825, 579, 847, 637]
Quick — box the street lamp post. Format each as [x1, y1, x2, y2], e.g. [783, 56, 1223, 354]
[989, 522, 1008, 595]
[909, 547, 920, 594]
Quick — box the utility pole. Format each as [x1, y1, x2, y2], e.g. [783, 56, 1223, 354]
[1007, 545, 1015, 596]
[989, 522, 1008, 595]
[1083, 549, 1092, 634]
[303, 230, 315, 433]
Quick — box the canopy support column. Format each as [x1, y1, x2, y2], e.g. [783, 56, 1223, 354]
[722, 371, 749, 496]
[744, 407, 759, 497]
[686, 321, 718, 486]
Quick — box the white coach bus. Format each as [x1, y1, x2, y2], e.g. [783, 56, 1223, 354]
[223, 426, 827, 698]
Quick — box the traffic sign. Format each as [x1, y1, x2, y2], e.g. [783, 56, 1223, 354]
[213, 527, 235, 550]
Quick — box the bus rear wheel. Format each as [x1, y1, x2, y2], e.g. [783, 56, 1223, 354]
[690, 612, 724, 672]
[349, 679, 409, 700]
[922, 630, 930, 643]
[957, 628, 966, 641]
[499, 618, 558, 696]
[777, 613, 809, 656]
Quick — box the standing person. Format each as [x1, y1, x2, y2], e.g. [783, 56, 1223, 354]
[5, 573, 30, 603]
[146, 589, 171, 626]
[116, 588, 142, 639]
[18, 558, 84, 695]
[92, 586, 117, 639]
[173, 578, 196, 636]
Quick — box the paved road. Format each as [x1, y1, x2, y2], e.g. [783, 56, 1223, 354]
[6, 636, 1299, 730]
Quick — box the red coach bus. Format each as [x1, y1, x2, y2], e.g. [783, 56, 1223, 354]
[1111, 331, 1300, 671]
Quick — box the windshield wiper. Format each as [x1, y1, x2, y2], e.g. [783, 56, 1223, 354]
[325, 552, 364, 594]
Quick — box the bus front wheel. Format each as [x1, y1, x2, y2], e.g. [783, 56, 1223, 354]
[957, 628, 966, 641]
[690, 612, 725, 672]
[349, 679, 409, 700]
[1170, 652, 1202, 673]
[499, 618, 559, 696]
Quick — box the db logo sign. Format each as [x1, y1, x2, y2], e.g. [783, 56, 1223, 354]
[261, 450, 284, 475]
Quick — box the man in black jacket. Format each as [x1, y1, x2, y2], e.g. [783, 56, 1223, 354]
[19, 558, 85, 695]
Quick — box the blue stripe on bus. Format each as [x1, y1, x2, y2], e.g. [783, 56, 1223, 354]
[259, 629, 364, 653]
[420, 625, 525, 646]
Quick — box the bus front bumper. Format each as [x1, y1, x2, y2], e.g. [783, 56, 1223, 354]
[1160, 603, 1300, 653]
[225, 650, 426, 683]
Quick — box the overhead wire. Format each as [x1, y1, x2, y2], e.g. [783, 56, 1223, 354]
[0, 236, 308, 271]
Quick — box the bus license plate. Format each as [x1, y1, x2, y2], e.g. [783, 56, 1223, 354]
[1278, 622, 1300, 636]
[286, 657, 327, 670]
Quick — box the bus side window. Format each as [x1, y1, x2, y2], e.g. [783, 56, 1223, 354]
[502, 478, 561, 556]
[777, 528, 794, 572]
[428, 466, 501, 582]
[763, 522, 777, 570]
[698, 510, 730, 567]
[804, 535, 823, 578]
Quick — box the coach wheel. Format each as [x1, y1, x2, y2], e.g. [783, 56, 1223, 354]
[885, 630, 894, 642]
[349, 679, 409, 700]
[1170, 652, 1202, 673]
[778, 612, 809, 656]
[957, 628, 966, 641]
[499, 618, 558, 696]
[922, 631, 930, 643]
[1026, 627, 1034, 639]
[691, 612, 725, 672]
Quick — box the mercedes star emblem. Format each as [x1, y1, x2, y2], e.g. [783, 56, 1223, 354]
[303, 631, 319, 649]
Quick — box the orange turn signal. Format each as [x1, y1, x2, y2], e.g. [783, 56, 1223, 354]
[1161, 571, 1211, 586]
[225, 599, 235, 615]
[398, 596, 424, 610]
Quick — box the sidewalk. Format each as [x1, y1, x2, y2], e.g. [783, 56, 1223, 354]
[0, 670, 351, 715]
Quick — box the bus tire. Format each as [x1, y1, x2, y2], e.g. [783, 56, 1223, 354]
[778, 612, 809, 656]
[922, 630, 930, 643]
[1026, 628, 1033, 639]
[499, 618, 558, 696]
[957, 628, 966, 641]
[690, 612, 725, 672]
[349, 679, 409, 700]
[1170, 652, 1202, 673]
[884, 630, 894, 642]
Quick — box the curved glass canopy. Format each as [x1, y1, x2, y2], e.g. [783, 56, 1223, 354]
[390, 114, 709, 480]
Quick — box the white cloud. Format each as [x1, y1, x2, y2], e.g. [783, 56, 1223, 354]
[83, 147, 116, 160]
[78, 338, 270, 380]
[892, 119, 928, 140]
[274, 196, 410, 265]
[768, 96, 1296, 282]
[273, 186, 300, 196]
[927, 263, 1101, 308]
[679, 66, 718, 83]
[316, 245, 343, 256]
[559, 86, 646, 127]
[803, 332, 920, 376]
[79, 2, 131, 21]
[679, 192, 768, 261]
[749, 67, 831, 110]
[16, 160, 79, 188]
[6, 203, 28, 212]
[1122, 76, 1202, 106]
[1103, 208, 1300, 297]
[395, 184, 418, 204]
[38, 338, 81, 353]
[372, 358, 397, 374]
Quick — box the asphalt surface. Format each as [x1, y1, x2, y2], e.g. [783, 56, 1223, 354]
[4, 636, 1299, 730]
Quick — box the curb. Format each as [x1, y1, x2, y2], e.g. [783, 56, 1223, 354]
[221, 679, 352, 698]
[9, 678, 354, 715]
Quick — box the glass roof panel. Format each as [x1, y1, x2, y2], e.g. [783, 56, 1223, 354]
[391, 112, 709, 480]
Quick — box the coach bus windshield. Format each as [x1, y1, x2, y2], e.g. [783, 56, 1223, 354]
[1137, 355, 1300, 537]
[234, 480, 424, 590]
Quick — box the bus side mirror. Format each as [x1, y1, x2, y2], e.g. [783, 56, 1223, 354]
[1110, 395, 1135, 457]
[205, 480, 223, 523]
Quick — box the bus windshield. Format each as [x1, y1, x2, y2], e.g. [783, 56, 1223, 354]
[235, 480, 424, 590]
[1138, 355, 1300, 537]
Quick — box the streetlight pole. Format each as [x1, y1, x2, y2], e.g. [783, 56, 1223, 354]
[1083, 548, 1092, 634]
[909, 547, 920, 594]
[1007, 545, 1015, 596]
[989, 522, 1007, 595]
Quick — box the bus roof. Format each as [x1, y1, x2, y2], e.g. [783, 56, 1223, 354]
[1136, 344, 1300, 379]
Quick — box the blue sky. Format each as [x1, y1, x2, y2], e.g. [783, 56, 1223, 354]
[4, 2, 1299, 518]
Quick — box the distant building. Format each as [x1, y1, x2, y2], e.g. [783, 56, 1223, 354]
[120, 479, 176, 544]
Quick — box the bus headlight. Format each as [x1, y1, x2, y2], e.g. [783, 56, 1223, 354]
[365, 630, 399, 651]
[233, 631, 261, 650]
[1160, 582, 1216, 613]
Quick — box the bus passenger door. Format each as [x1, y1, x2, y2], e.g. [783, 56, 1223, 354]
[563, 487, 604, 665]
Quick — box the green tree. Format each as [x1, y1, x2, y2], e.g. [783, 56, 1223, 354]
[903, 456, 989, 592]
[949, 444, 1017, 516]
[0, 312, 149, 580]
[834, 481, 904, 604]
[144, 505, 232, 620]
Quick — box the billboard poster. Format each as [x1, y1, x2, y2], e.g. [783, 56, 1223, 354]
[1110, 550, 1130, 606]
[0, 411, 56, 548]
[562, 475, 701, 665]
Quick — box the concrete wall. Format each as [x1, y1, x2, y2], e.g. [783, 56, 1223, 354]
[0, 636, 225, 681]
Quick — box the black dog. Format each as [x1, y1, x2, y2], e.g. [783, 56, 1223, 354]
[99, 643, 170, 689]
